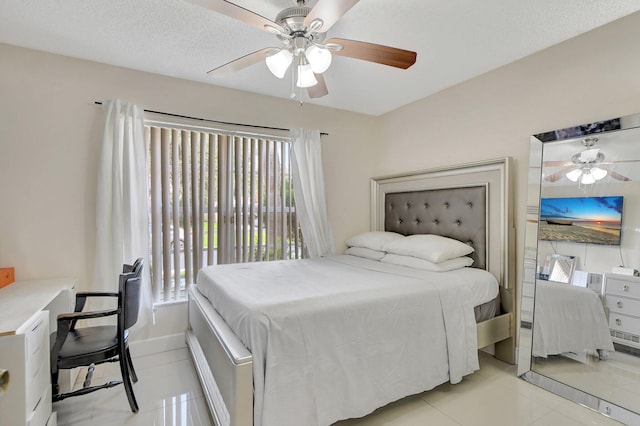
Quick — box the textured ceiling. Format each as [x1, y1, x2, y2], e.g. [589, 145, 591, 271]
[1, 0, 639, 116]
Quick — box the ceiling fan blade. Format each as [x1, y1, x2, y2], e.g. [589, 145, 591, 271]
[327, 38, 417, 69]
[607, 169, 632, 181]
[543, 160, 575, 167]
[189, 0, 284, 33]
[544, 169, 571, 182]
[305, 0, 360, 33]
[307, 73, 328, 98]
[207, 48, 276, 77]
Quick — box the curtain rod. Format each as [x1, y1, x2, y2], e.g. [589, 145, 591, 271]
[93, 101, 328, 136]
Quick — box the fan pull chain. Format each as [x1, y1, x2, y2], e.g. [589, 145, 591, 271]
[290, 61, 296, 99]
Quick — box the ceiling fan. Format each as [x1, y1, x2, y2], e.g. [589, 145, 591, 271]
[543, 137, 631, 184]
[190, 0, 417, 99]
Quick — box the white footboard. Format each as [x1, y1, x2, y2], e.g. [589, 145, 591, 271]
[186, 285, 253, 426]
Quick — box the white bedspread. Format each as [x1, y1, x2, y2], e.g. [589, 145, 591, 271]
[533, 280, 614, 358]
[196, 255, 498, 426]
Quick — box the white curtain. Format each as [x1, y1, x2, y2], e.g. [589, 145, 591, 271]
[290, 128, 335, 257]
[94, 99, 154, 330]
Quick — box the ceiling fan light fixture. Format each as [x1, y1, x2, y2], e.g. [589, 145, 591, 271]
[566, 168, 583, 182]
[296, 62, 317, 88]
[580, 170, 596, 185]
[590, 166, 608, 181]
[266, 49, 293, 78]
[305, 45, 332, 73]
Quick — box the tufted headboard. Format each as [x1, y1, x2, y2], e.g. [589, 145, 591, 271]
[370, 158, 514, 292]
[384, 186, 487, 269]
[371, 159, 516, 363]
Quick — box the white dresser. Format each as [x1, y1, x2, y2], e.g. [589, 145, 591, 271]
[604, 273, 640, 350]
[0, 278, 76, 426]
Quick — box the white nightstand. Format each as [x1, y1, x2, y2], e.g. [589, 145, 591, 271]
[603, 273, 640, 350]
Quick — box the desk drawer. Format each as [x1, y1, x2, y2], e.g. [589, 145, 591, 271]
[605, 296, 640, 316]
[25, 312, 48, 361]
[25, 312, 50, 413]
[27, 386, 52, 426]
[27, 346, 50, 413]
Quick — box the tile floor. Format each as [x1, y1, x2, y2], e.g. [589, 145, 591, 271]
[54, 349, 623, 426]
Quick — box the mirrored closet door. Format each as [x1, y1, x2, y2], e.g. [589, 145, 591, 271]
[518, 113, 640, 425]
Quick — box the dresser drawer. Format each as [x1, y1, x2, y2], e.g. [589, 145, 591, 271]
[606, 277, 640, 298]
[605, 296, 640, 316]
[609, 312, 640, 334]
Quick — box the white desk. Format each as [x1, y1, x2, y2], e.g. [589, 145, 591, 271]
[0, 278, 76, 426]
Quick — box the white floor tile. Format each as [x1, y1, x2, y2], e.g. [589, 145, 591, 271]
[92, 396, 212, 426]
[55, 348, 632, 426]
[423, 375, 555, 426]
[55, 350, 210, 426]
[335, 394, 460, 425]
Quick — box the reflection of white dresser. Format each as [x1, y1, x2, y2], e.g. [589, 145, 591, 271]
[604, 273, 640, 350]
[0, 278, 76, 426]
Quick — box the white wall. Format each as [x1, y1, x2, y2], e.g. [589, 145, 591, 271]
[0, 42, 377, 287]
[375, 11, 640, 301]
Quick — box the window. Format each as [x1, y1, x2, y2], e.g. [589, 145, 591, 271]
[146, 123, 305, 303]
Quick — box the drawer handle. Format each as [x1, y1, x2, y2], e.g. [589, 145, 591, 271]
[616, 318, 622, 326]
[31, 320, 43, 333]
[617, 301, 624, 309]
[0, 369, 8, 395]
[624, 284, 630, 292]
[32, 395, 42, 413]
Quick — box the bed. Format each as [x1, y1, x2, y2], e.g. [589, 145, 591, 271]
[186, 158, 516, 426]
[532, 280, 614, 358]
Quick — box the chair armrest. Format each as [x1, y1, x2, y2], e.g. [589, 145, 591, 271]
[58, 309, 119, 323]
[73, 291, 119, 315]
[74, 292, 118, 306]
[75, 291, 119, 297]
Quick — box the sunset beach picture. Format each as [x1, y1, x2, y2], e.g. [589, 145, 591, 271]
[539, 196, 623, 245]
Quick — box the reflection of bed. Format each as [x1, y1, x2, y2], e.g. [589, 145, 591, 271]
[533, 280, 614, 358]
[186, 159, 516, 426]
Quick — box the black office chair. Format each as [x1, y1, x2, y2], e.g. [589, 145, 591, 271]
[50, 258, 143, 412]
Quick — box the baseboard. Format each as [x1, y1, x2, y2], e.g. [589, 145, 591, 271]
[129, 332, 186, 358]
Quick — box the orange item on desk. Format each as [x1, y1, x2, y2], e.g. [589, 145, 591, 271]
[0, 267, 15, 288]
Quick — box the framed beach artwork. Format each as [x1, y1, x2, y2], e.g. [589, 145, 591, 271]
[539, 196, 624, 246]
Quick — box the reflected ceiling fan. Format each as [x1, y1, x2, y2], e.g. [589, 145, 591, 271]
[544, 137, 631, 184]
[190, 0, 417, 99]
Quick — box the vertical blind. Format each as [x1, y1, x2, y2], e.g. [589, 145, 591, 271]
[146, 124, 306, 303]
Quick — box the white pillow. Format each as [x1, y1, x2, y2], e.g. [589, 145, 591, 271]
[381, 253, 474, 272]
[383, 234, 474, 263]
[345, 246, 385, 260]
[345, 231, 404, 251]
